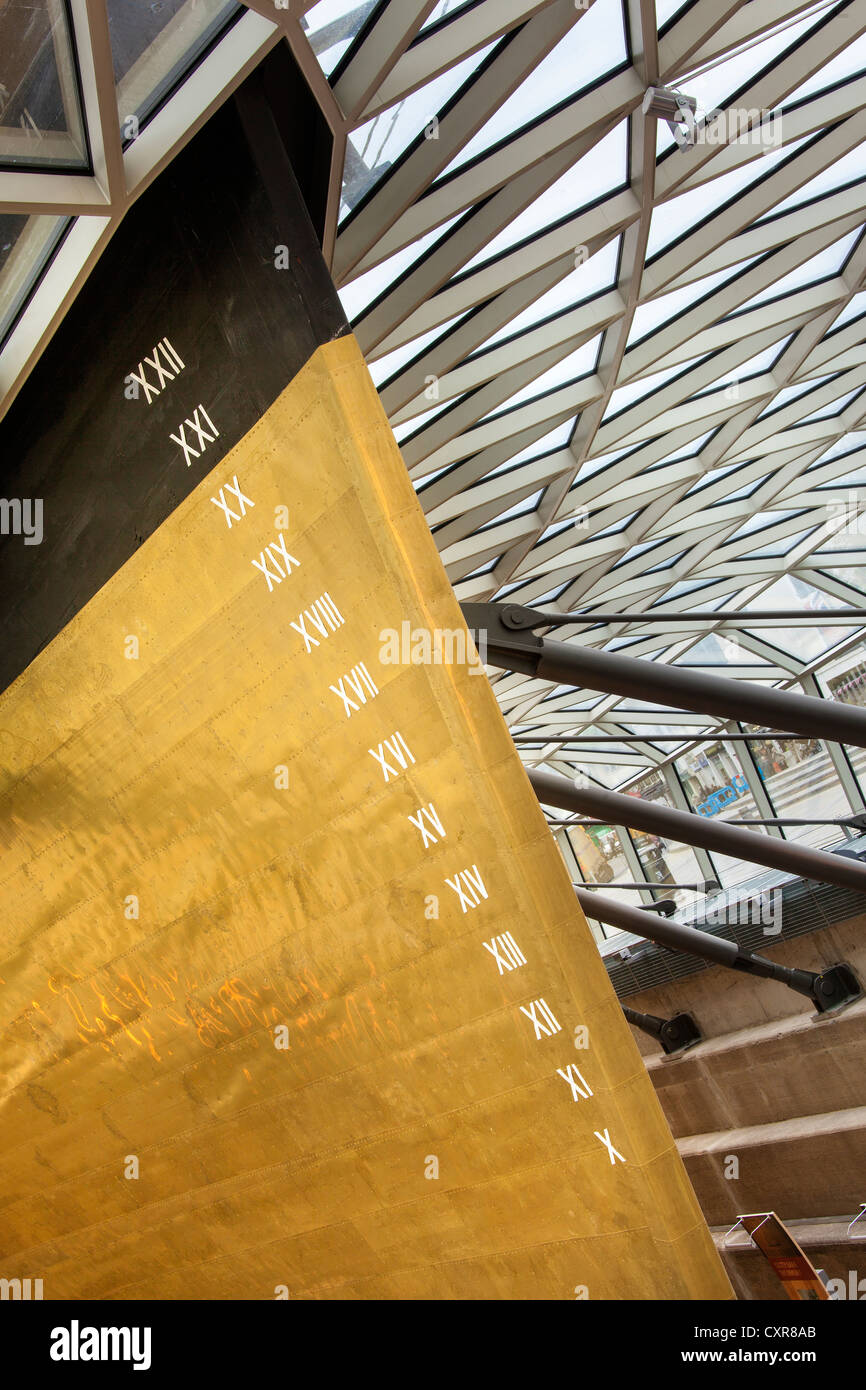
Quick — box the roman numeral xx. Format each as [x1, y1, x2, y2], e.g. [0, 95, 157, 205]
[210, 475, 254, 528]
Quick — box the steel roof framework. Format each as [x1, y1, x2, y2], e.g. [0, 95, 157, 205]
[2, 0, 866, 814]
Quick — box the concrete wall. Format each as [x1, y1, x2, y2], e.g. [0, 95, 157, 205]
[618, 912, 866, 1299]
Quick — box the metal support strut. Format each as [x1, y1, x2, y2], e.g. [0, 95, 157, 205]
[621, 1005, 702, 1055]
[531, 766, 866, 896]
[462, 602, 866, 748]
[575, 886, 861, 1013]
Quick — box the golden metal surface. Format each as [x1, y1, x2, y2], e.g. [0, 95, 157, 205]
[0, 336, 732, 1299]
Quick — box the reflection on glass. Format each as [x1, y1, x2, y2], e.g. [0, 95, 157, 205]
[825, 648, 866, 707]
[674, 742, 763, 890]
[303, 0, 378, 76]
[341, 42, 496, 217]
[675, 743, 750, 818]
[567, 820, 630, 946]
[743, 574, 858, 662]
[629, 771, 704, 911]
[0, 212, 68, 345]
[0, 0, 87, 168]
[439, 0, 626, 179]
[419, 0, 474, 33]
[745, 727, 850, 851]
[107, 0, 242, 134]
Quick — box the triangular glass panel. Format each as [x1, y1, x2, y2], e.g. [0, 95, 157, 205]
[754, 374, 838, 419]
[725, 229, 861, 317]
[304, 0, 378, 76]
[369, 312, 470, 386]
[457, 122, 629, 277]
[476, 336, 601, 421]
[756, 141, 866, 223]
[341, 42, 498, 218]
[604, 356, 709, 419]
[829, 291, 866, 334]
[469, 238, 621, 356]
[339, 213, 463, 322]
[796, 386, 866, 425]
[436, 0, 627, 178]
[628, 259, 762, 346]
[783, 30, 866, 108]
[647, 139, 812, 260]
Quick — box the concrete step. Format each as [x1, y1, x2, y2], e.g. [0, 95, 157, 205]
[646, 996, 866, 1138]
[677, 1106, 866, 1227]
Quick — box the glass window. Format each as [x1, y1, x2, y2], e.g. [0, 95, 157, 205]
[0, 0, 87, 168]
[340, 42, 497, 218]
[825, 651, 866, 708]
[304, 0, 378, 76]
[436, 0, 627, 179]
[674, 742, 765, 890]
[628, 770, 706, 912]
[567, 822, 631, 895]
[108, 0, 242, 136]
[0, 212, 69, 346]
[818, 647, 866, 798]
[744, 726, 852, 851]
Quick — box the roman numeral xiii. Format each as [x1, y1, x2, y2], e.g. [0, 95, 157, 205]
[483, 932, 526, 974]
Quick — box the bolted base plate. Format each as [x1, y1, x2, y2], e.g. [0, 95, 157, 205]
[659, 1012, 703, 1055]
[811, 963, 862, 1013]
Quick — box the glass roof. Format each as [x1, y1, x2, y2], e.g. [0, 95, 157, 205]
[3, 0, 866, 827]
[0, 0, 87, 168]
[322, 0, 866, 801]
[0, 212, 69, 345]
[107, 0, 243, 135]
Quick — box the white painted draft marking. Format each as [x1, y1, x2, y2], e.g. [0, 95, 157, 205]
[171, 405, 219, 466]
[128, 338, 184, 403]
[557, 1064, 593, 1102]
[330, 662, 379, 717]
[252, 532, 301, 593]
[594, 1128, 626, 1165]
[445, 864, 488, 912]
[368, 731, 415, 782]
[482, 932, 526, 973]
[408, 802, 446, 849]
[520, 997, 561, 1040]
[210, 475, 254, 528]
[290, 593, 344, 652]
